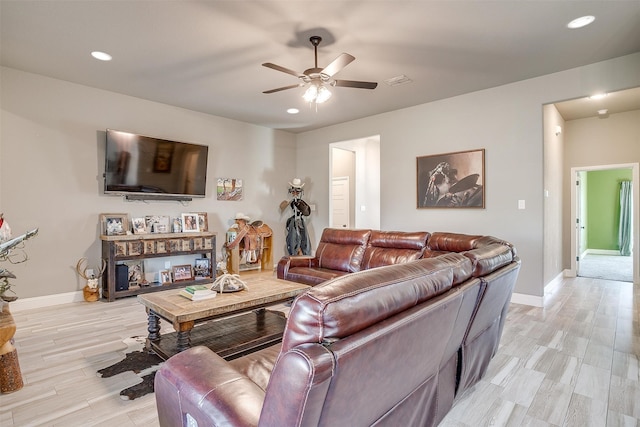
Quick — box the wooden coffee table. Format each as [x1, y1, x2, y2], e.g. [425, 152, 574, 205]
[137, 276, 309, 360]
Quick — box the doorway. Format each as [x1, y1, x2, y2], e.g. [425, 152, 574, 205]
[329, 136, 381, 230]
[570, 163, 639, 283]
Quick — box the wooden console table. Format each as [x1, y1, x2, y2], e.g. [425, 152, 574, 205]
[101, 232, 216, 301]
[137, 276, 309, 360]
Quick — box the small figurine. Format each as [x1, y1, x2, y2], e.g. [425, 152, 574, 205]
[280, 178, 311, 256]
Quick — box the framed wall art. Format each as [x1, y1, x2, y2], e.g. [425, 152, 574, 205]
[217, 178, 243, 201]
[417, 149, 485, 209]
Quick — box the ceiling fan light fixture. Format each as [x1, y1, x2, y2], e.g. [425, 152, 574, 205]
[316, 85, 332, 103]
[303, 84, 318, 102]
[302, 83, 332, 104]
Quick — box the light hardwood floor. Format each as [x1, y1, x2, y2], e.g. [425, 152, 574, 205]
[1, 276, 638, 426]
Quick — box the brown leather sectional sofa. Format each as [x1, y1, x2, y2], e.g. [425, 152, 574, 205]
[277, 228, 514, 286]
[154, 229, 520, 427]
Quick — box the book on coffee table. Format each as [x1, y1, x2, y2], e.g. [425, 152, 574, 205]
[184, 284, 213, 295]
[180, 285, 216, 301]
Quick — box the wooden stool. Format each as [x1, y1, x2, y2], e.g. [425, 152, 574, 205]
[0, 300, 23, 393]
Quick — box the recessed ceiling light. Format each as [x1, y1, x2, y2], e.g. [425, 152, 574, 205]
[588, 93, 608, 100]
[91, 51, 112, 61]
[287, 108, 299, 114]
[567, 15, 595, 29]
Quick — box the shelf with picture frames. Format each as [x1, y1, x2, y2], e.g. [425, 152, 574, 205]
[100, 231, 217, 302]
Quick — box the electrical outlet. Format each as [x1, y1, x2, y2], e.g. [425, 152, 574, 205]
[165, 261, 171, 269]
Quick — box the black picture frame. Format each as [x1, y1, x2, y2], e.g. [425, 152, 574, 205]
[417, 149, 485, 209]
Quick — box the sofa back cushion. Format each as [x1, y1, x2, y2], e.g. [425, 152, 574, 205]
[281, 257, 457, 352]
[464, 243, 514, 277]
[427, 232, 484, 252]
[314, 228, 371, 273]
[361, 230, 430, 269]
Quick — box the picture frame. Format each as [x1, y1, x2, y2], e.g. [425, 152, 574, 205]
[181, 239, 192, 252]
[156, 240, 167, 254]
[160, 270, 172, 285]
[217, 178, 244, 201]
[100, 213, 129, 236]
[169, 239, 181, 253]
[195, 212, 208, 232]
[146, 215, 170, 234]
[124, 260, 144, 286]
[144, 240, 155, 254]
[194, 258, 211, 279]
[128, 241, 143, 256]
[416, 149, 485, 209]
[172, 217, 182, 233]
[193, 238, 203, 250]
[132, 217, 147, 234]
[203, 238, 213, 250]
[172, 264, 193, 282]
[115, 241, 127, 257]
[181, 213, 200, 232]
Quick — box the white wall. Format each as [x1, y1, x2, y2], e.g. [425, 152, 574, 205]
[3, 53, 639, 302]
[0, 67, 296, 299]
[543, 104, 565, 284]
[295, 53, 640, 301]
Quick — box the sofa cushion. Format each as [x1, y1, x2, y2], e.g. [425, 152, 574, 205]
[361, 230, 430, 269]
[464, 243, 514, 277]
[427, 232, 484, 252]
[314, 228, 371, 273]
[283, 267, 350, 287]
[281, 257, 455, 352]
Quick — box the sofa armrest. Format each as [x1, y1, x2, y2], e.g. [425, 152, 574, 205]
[277, 255, 316, 279]
[155, 346, 264, 427]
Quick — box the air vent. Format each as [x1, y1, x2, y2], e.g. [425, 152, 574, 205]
[384, 75, 413, 87]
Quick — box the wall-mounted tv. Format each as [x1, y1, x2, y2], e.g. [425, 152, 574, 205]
[104, 129, 208, 199]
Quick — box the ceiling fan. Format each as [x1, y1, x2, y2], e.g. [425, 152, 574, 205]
[262, 36, 377, 104]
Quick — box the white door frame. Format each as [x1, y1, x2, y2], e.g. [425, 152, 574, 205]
[569, 162, 639, 284]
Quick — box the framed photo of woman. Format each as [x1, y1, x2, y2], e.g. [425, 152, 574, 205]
[181, 213, 200, 232]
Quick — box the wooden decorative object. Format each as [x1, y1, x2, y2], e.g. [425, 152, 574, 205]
[0, 301, 23, 393]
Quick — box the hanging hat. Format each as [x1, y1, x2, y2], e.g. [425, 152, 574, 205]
[288, 178, 305, 189]
[234, 212, 251, 221]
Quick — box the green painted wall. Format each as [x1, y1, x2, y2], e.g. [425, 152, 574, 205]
[586, 168, 632, 250]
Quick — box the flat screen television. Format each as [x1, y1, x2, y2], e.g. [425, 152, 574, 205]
[104, 129, 208, 199]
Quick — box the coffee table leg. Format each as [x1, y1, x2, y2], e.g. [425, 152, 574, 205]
[147, 310, 161, 341]
[176, 321, 195, 352]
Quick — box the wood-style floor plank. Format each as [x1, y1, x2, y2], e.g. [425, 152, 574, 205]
[0, 276, 638, 426]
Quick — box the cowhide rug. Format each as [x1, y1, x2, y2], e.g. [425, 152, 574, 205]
[97, 336, 163, 400]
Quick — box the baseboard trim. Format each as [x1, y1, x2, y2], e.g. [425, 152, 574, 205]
[584, 249, 621, 256]
[9, 291, 85, 312]
[511, 292, 543, 307]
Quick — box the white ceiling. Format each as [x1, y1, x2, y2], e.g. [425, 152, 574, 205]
[2, 1, 639, 133]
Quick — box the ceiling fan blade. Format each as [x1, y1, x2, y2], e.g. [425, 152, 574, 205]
[321, 53, 355, 77]
[263, 84, 302, 94]
[333, 79, 378, 89]
[262, 62, 305, 78]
